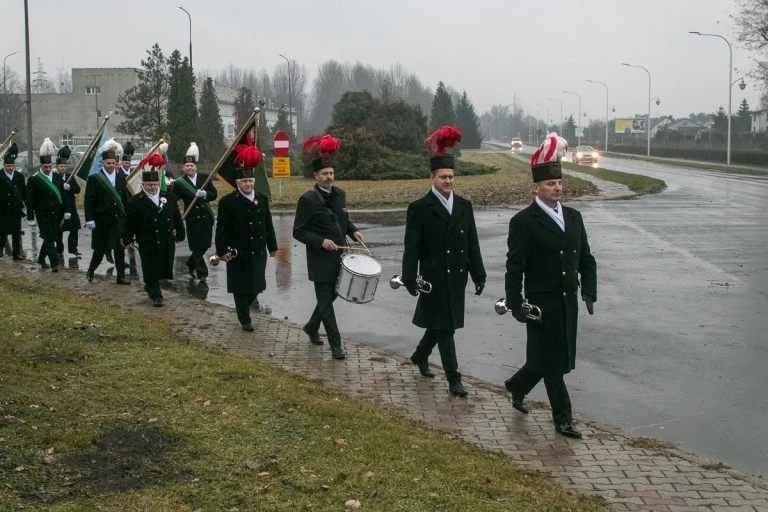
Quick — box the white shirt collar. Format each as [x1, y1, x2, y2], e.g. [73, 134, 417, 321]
[39, 169, 53, 181]
[318, 185, 332, 194]
[187, 173, 197, 185]
[239, 189, 255, 202]
[5, 171, 15, 180]
[146, 190, 160, 206]
[101, 167, 116, 185]
[535, 196, 564, 231]
[431, 185, 453, 215]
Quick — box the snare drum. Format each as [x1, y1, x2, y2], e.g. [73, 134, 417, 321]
[336, 253, 382, 304]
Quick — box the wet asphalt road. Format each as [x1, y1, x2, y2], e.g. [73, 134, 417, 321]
[12, 156, 768, 476]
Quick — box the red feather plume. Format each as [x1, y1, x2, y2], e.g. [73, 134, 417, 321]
[424, 126, 462, 155]
[303, 135, 339, 158]
[138, 153, 165, 170]
[234, 132, 263, 168]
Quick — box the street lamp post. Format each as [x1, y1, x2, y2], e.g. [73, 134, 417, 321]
[689, 32, 736, 166]
[278, 54, 293, 140]
[547, 97, 563, 137]
[621, 63, 652, 157]
[536, 102, 549, 134]
[178, 7, 192, 68]
[586, 80, 609, 152]
[3, 51, 18, 140]
[563, 90, 582, 145]
[86, 73, 102, 130]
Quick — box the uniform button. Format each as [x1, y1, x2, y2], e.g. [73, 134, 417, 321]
[560, 250, 564, 255]
[446, 250, 450, 254]
[563, 292, 566, 297]
[562, 272, 566, 276]
[447, 269, 451, 273]
[573, 249, 577, 253]
[460, 229, 464, 233]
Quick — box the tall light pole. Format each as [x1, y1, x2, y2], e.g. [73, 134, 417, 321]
[86, 73, 102, 130]
[178, 7, 192, 68]
[689, 31, 735, 166]
[278, 54, 293, 139]
[24, 0, 33, 173]
[563, 90, 582, 145]
[536, 102, 549, 134]
[587, 80, 609, 152]
[622, 63, 652, 157]
[3, 51, 18, 140]
[547, 97, 563, 137]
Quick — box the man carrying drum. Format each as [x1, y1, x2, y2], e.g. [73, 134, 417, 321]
[293, 135, 363, 360]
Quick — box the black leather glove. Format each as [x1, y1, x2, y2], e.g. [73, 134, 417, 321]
[511, 307, 528, 324]
[474, 280, 485, 296]
[582, 294, 595, 315]
[404, 279, 419, 297]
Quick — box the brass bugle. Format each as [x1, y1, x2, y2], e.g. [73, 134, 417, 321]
[209, 247, 238, 266]
[495, 298, 542, 322]
[390, 274, 432, 295]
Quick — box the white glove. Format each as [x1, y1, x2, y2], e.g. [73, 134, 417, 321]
[64, 213, 71, 220]
[63, 183, 71, 191]
[85, 220, 96, 230]
[195, 189, 207, 199]
[27, 219, 36, 227]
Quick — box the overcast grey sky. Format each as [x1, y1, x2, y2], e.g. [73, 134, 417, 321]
[3, 0, 762, 123]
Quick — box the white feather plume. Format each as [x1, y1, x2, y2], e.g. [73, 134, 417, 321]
[186, 142, 199, 160]
[531, 133, 569, 166]
[97, 137, 123, 156]
[39, 137, 56, 157]
[159, 141, 169, 155]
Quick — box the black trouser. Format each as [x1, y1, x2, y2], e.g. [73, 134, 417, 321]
[412, 328, 461, 383]
[2, 227, 21, 258]
[505, 364, 572, 425]
[234, 293, 258, 325]
[305, 281, 341, 346]
[144, 281, 162, 300]
[37, 230, 60, 268]
[186, 249, 208, 278]
[88, 243, 126, 279]
[56, 229, 79, 255]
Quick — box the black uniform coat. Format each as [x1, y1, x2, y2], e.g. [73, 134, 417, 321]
[122, 190, 185, 283]
[293, 185, 358, 283]
[173, 173, 217, 252]
[60, 173, 82, 231]
[25, 171, 67, 241]
[84, 170, 128, 252]
[402, 191, 486, 331]
[504, 201, 597, 376]
[0, 171, 26, 234]
[215, 190, 278, 295]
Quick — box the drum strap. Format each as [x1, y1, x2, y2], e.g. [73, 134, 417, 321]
[313, 187, 345, 244]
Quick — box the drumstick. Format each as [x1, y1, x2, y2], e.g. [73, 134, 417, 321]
[336, 246, 368, 251]
[359, 240, 372, 255]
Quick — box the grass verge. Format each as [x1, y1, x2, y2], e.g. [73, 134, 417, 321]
[560, 162, 666, 195]
[0, 275, 607, 512]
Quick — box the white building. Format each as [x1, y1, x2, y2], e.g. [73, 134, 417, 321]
[750, 110, 768, 133]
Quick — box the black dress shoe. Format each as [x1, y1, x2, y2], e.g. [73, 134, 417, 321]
[242, 323, 254, 332]
[186, 261, 196, 279]
[116, 277, 131, 285]
[449, 381, 469, 397]
[51, 266, 59, 273]
[409, 355, 435, 378]
[198, 275, 207, 284]
[512, 399, 529, 415]
[86, 270, 94, 282]
[13, 255, 22, 261]
[331, 345, 346, 360]
[555, 423, 583, 439]
[105, 252, 114, 264]
[152, 296, 164, 307]
[303, 326, 323, 345]
[39, 261, 50, 269]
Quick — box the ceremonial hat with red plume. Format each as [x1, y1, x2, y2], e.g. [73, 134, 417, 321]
[303, 135, 339, 173]
[233, 133, 263, 180]
[138, 153, 165, 182]
[424, 126, 461, 172]
[530, 133, 568, 182]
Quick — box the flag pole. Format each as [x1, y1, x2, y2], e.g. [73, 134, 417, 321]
[182, 107, 259, 220]
[0, 129, 17, 155]
[67, 109, 112, 184]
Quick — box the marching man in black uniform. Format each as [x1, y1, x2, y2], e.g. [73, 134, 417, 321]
[503, 133, 597, 439]
[0, 143, 26, 260]
[174, 142, 217, 283]
[215, 138, 277, 331]
[118, 141, 134, 177]
[84, 139, 130, 284]
[25, 138, 70, 272]
[122, 154, 185, 307]
[54, 146, 82, 258]
[401, 126, 486, 397]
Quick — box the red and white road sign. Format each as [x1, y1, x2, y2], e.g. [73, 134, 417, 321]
[274, 130, 290, 157]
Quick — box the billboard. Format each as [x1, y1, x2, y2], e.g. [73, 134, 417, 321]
[615, 118, 647, 134]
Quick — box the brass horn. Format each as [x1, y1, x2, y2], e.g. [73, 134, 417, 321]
[210, 247, 238, 266]
[495, 298, 542, 322]
[390, 274, 432, 295]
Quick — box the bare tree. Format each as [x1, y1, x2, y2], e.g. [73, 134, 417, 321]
[307, 60, 350, 134]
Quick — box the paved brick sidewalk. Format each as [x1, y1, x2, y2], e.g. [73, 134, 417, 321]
[4, 261, 768, 511]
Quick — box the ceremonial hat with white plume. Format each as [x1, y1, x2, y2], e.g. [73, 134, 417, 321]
[424, 126, 462, 172]
[530, 133, 568, 182]
[39, 138, 56, 165]
[2, 142, 18, 164]
[56, 145, 71, 165]
[303, 135, 339, 173]
[121, 141, 135, 163]
[98, 137, 123, 161]
[184, 142, 199, 164]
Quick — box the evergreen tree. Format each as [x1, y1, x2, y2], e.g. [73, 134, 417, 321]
[455, 91, 483, 149]
[198, 77, 226, 163]
[564, 115, 576, 141]
[712, 107, 728, 134]
[116, 43, 169, 141]
[429, 81, 456, 131]
[736, 98, 751, 133]
[167, 50, 201, 165]
[270, 105, 296, 141]
[233, 87, 255, 129]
